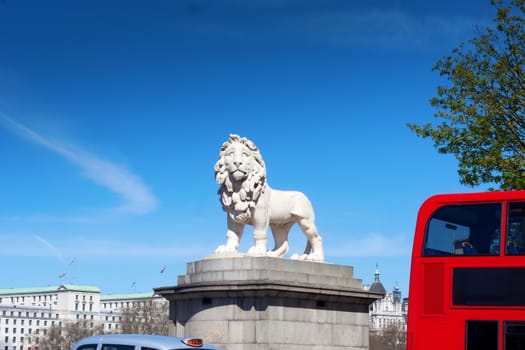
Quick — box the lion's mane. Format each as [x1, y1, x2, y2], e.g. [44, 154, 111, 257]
[214, 134, 267, 222]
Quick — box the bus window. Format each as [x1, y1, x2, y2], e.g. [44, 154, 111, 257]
[453, 267, 525, 306]
[506, 203, 525, 255]
[466, 320, 498, 350]
[423, 204, 502, 256]
[505, 321, 525, 350]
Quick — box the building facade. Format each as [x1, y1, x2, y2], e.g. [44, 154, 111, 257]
[364, 268, 408, 335]
[1, 273, 406, 349]
[0, 285, 163, 350]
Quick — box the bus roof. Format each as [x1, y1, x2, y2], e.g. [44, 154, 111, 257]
[420, 190, 525, 209]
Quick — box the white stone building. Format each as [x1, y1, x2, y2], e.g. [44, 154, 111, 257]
[99, 292, 166, 333]
[0, 284, 163, 350]
[364, 267, 408, 335]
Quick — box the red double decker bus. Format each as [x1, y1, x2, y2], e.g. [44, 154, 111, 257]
[407, 191, 525, 350]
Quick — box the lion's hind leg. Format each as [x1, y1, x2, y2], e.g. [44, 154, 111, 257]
[297, 218, 324, 262]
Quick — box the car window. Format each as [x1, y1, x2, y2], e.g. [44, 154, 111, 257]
[77, 345, 98, 350]
[101, 345, 135, 350]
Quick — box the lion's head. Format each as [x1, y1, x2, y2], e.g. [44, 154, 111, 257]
[214, 134, 266, 221]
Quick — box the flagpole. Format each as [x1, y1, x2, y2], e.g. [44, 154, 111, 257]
[70, 257, 77, 284]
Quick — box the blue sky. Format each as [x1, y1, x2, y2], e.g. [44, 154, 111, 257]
[0, 0, 496, 297]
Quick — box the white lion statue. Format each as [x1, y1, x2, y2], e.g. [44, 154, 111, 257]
[213, 134, 324, 262]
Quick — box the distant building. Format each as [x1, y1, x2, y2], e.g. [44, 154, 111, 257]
[364, 266, 408, 335]
[0, 284, 164, 350]
[99, 292, 166, 333]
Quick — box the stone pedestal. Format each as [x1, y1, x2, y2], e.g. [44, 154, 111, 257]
[155, 257, 383, 350]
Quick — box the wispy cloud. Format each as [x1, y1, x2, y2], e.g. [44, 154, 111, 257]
[214, 3, 489, 52]
[0, 234, 209, 259]
[33, 234, 66, 264]
[297, 10, 485, 52]
[327, 232, 411, 257]
[0, 113, 158, 215]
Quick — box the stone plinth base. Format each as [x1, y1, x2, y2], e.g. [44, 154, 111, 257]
[155, 257, 383, 350]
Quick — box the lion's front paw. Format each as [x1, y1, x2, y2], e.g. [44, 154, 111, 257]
[247, 246, 267, 256]
[215, 244, 237, 254]
[290, 253, 308, 260]
[290, 252, 324, 262]
[306, 252, 324, 262]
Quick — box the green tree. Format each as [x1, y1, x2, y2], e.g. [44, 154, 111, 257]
[408, 0, 525, 190]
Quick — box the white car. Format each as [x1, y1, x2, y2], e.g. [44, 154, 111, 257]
[71, 334, 222, 350]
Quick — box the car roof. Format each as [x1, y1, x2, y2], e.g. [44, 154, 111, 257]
[72, 334, 221, 350]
